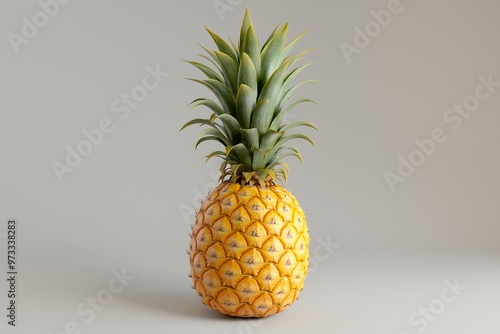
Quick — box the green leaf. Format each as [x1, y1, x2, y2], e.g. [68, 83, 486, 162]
[281, 31, 308, 60]
[260, 23, 288, 84]
[205, 150, 226, 163]
[195, 136, 226, 149]
[277, 133, 315, 148]
[236, 84, 256, 129]
[259, 130, 283, 152]
[242, 171, 255, 183]
[229, 37, 240, 60]
[258, 60, 291, 127]
[257, 169, 276, 182]
[185, 60, 223, 82]
[270, 98, 316, 130]
[180, 118, 217, 132]
[272, 146, 302, 162]
[197, 44, 220, 69]
[276, 63, 312, 110]
[265, 134, 314, 164]
[279, 121, 318, 133]
[282, 49, 311, 69]
[261, 24, 280, 51]
[276, 168, 287, 183]
[197, 128, 232, 148]
[240, 128, 259, 150]
[252, 148, 267, 171]
[188, 79, 235, 115]
[206, 28, 237, 61]
[238, 53, 258, 93]
[242, 25, 261, 76]
[214, 51, 238, 94]
[230, 164, 242, 182]
[270, 161, 289, 172]
[190, 98, 225, 116]
[239, 9, 253, 51]
[273, 151, 302, 164]
[216, 114, 241, 143]
[279, 80, 316, 110]
[266, 146, 302, 165]
[226, 143, 252, 167]
[250, 99, 270, 136]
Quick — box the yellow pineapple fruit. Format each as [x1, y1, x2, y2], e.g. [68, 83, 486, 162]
[183, 10, 316, 318]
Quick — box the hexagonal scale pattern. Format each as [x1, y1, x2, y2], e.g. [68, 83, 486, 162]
[189, 182, 310, 317]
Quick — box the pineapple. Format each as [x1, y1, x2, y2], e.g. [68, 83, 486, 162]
[183, 10, 316, 318]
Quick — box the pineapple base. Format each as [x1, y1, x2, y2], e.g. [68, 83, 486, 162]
[189, 181, 310, 318]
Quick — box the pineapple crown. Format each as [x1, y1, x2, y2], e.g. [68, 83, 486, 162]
[182, 9, 316, 186]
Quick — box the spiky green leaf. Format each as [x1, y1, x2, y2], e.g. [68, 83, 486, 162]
[270, 98, 316, 130]
[190, 98, 225, 116]
[185, 61, 223, 82]
[214, 51, 239, 94]
[239, 9, 253, 50]
[188, 79, 235, 115]
[242, 25, 261, 76]
[235, 84, 256, 129]
[238, 53, 258, 93]
[206, 28, 237, 61]
[260, 23, 288, 84]
[280, 121, 318, 133]
[250, 99, 270, 136]
[240, 128, 259, 150]
[216, 114, 241, 143]
[259, 130, 283, 152]
[226, 143, 252, 167]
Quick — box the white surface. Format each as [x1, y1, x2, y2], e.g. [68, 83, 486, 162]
[3, 252, 499, 334]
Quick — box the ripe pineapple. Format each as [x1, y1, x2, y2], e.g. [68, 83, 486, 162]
[183, 10, 316, 318]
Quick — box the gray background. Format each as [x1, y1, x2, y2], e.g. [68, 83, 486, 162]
[1, 0, 499, 333]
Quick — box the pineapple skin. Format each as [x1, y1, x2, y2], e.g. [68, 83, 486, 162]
[189, 181, 309, 318]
